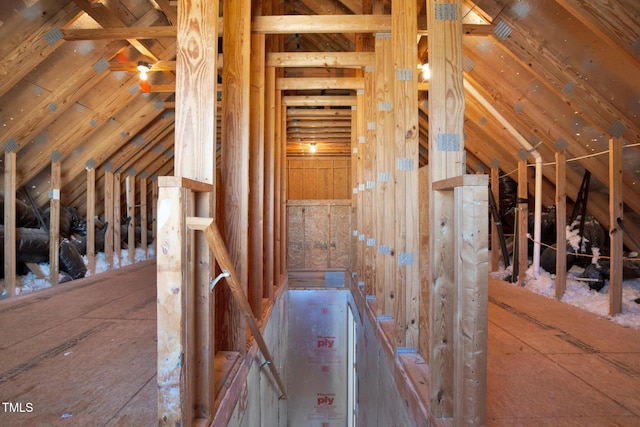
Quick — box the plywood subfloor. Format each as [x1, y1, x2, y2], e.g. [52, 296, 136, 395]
[0, 260, 157, 426]
[488, 277, 640, 426]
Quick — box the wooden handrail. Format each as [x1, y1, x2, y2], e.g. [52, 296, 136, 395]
[187, 216, 288, 400]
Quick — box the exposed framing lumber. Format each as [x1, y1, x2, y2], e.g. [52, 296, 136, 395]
[264, 65, 276, 300]
[4, 151, 17, 296]
[188, 217, 287, 400]
[140, 176, 148, 258]
[249, 31, 266, 316]
[252, 14, 391, 33]
[266, 52, 374, 68]
[427, 0, 466, 419]
[609, 138, 623, 315]
[86, 168, 96, 274]
[49, 160, 62, 287]
[392, 0, 419, 349]
[374, 32, 395, 317]
[0, 3, 82, 99]
[490, 166, 501, 271]
[104, 170, 114, 268]
[157, 0, 219, 424]
[517, 160, 528, 285]
[282, 95, 355, 107]
[126, 175, 136, 263]
[434, 175, 489, 426]
[221, 0, 251, 352]
[277, 77, 364, 90]
[114, 173, 122, 263]
[555, 151, 567, 299]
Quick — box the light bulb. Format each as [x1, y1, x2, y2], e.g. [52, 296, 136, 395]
[310, 143, 316, 153]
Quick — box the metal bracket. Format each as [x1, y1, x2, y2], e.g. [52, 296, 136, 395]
[210, 271, 230, 292]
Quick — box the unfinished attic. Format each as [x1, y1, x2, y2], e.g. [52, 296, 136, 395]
[1, 0, 640, 425]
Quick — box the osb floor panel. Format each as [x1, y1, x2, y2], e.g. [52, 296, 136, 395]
[1, 265, 638, 426]
[0, 260, 157, 426]
[488, 277, 640, 426]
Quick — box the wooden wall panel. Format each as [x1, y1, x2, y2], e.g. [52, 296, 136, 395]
[287, 206, 304, 269]
[287, 158, 351, 200]
[287, 201, 351, 271]
[330, 205, 351, 268]
[302, 166, 318, 199]
[305, 205, 329, 268]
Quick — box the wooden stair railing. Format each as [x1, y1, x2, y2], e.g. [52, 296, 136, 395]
[187, 216, 288, 400]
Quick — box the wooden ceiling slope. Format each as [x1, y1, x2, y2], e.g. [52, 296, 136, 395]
[0, 0, 638, 248]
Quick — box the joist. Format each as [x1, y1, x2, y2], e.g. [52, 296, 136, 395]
[266, 52, 374, 68]
[277, 77, 364, 91]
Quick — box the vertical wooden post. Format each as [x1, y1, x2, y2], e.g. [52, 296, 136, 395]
[453, 177, 489, 426]
[126, 174, 136, 264]
[418, 166, 430, 359]
[152, 178, 158, 244]
[609, 137, 623, 315]
[249, 29, 265, 316]
[49, 159, 61, 287]
[274, 94, 282, 286]
[140, 175, 148, 258]
[114, 173, 122, 265]
[392, 0, 418, 348]
[428, 0, 465, 417]
[4, 151, 17, 296]
[222, 0, 250, 350]
[517, 159, 528, 284]
[363, 68, 376, 298]
[264, 65, 276, 300]
[374, 31, 395, 316]
[157, 184, 190, 426]
[280, 102, 288, 280]
[555, 151, 567, 298]
[353, 94, 363, 284]
[86, 167, 96, 274]
[490, 165, 501, 271]
[104, 170, 114, 269]
[175, 11, 218, 418]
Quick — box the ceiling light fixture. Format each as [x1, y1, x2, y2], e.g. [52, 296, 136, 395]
[137, 61, 150, 81]
[421, 61, 431, 81]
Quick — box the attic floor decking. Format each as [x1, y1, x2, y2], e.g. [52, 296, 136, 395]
[487, 278, 640, 426]
[0, 260, 157, 426]
[0, 264, 639, 425]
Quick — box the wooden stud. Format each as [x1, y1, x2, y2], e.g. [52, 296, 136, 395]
[4, 152, 17, 296]
[517, 160, 528, 285]
[555, 151, 567, 298]
[104, 170, 114, 269]
[428, 0, 465, 418]
[374, 32, 395, 317]
[392, 0, 419, 349]
[264, 66, 276, 300]
[140, 176, 148, 258]
[249, 31, 265, 316]
[86, 167, 96, 275]
[114, 173, 122, 264]
[453, 179, 489, 426]
[126, 175, 136, 264]
[222, 0, 250, 351]
[490, 166, 501, 271]
[157, 186, 190, 426]
[609, 138, 623, 315]
[49, 160, 61, 287]
[418, 166, 430, 359]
